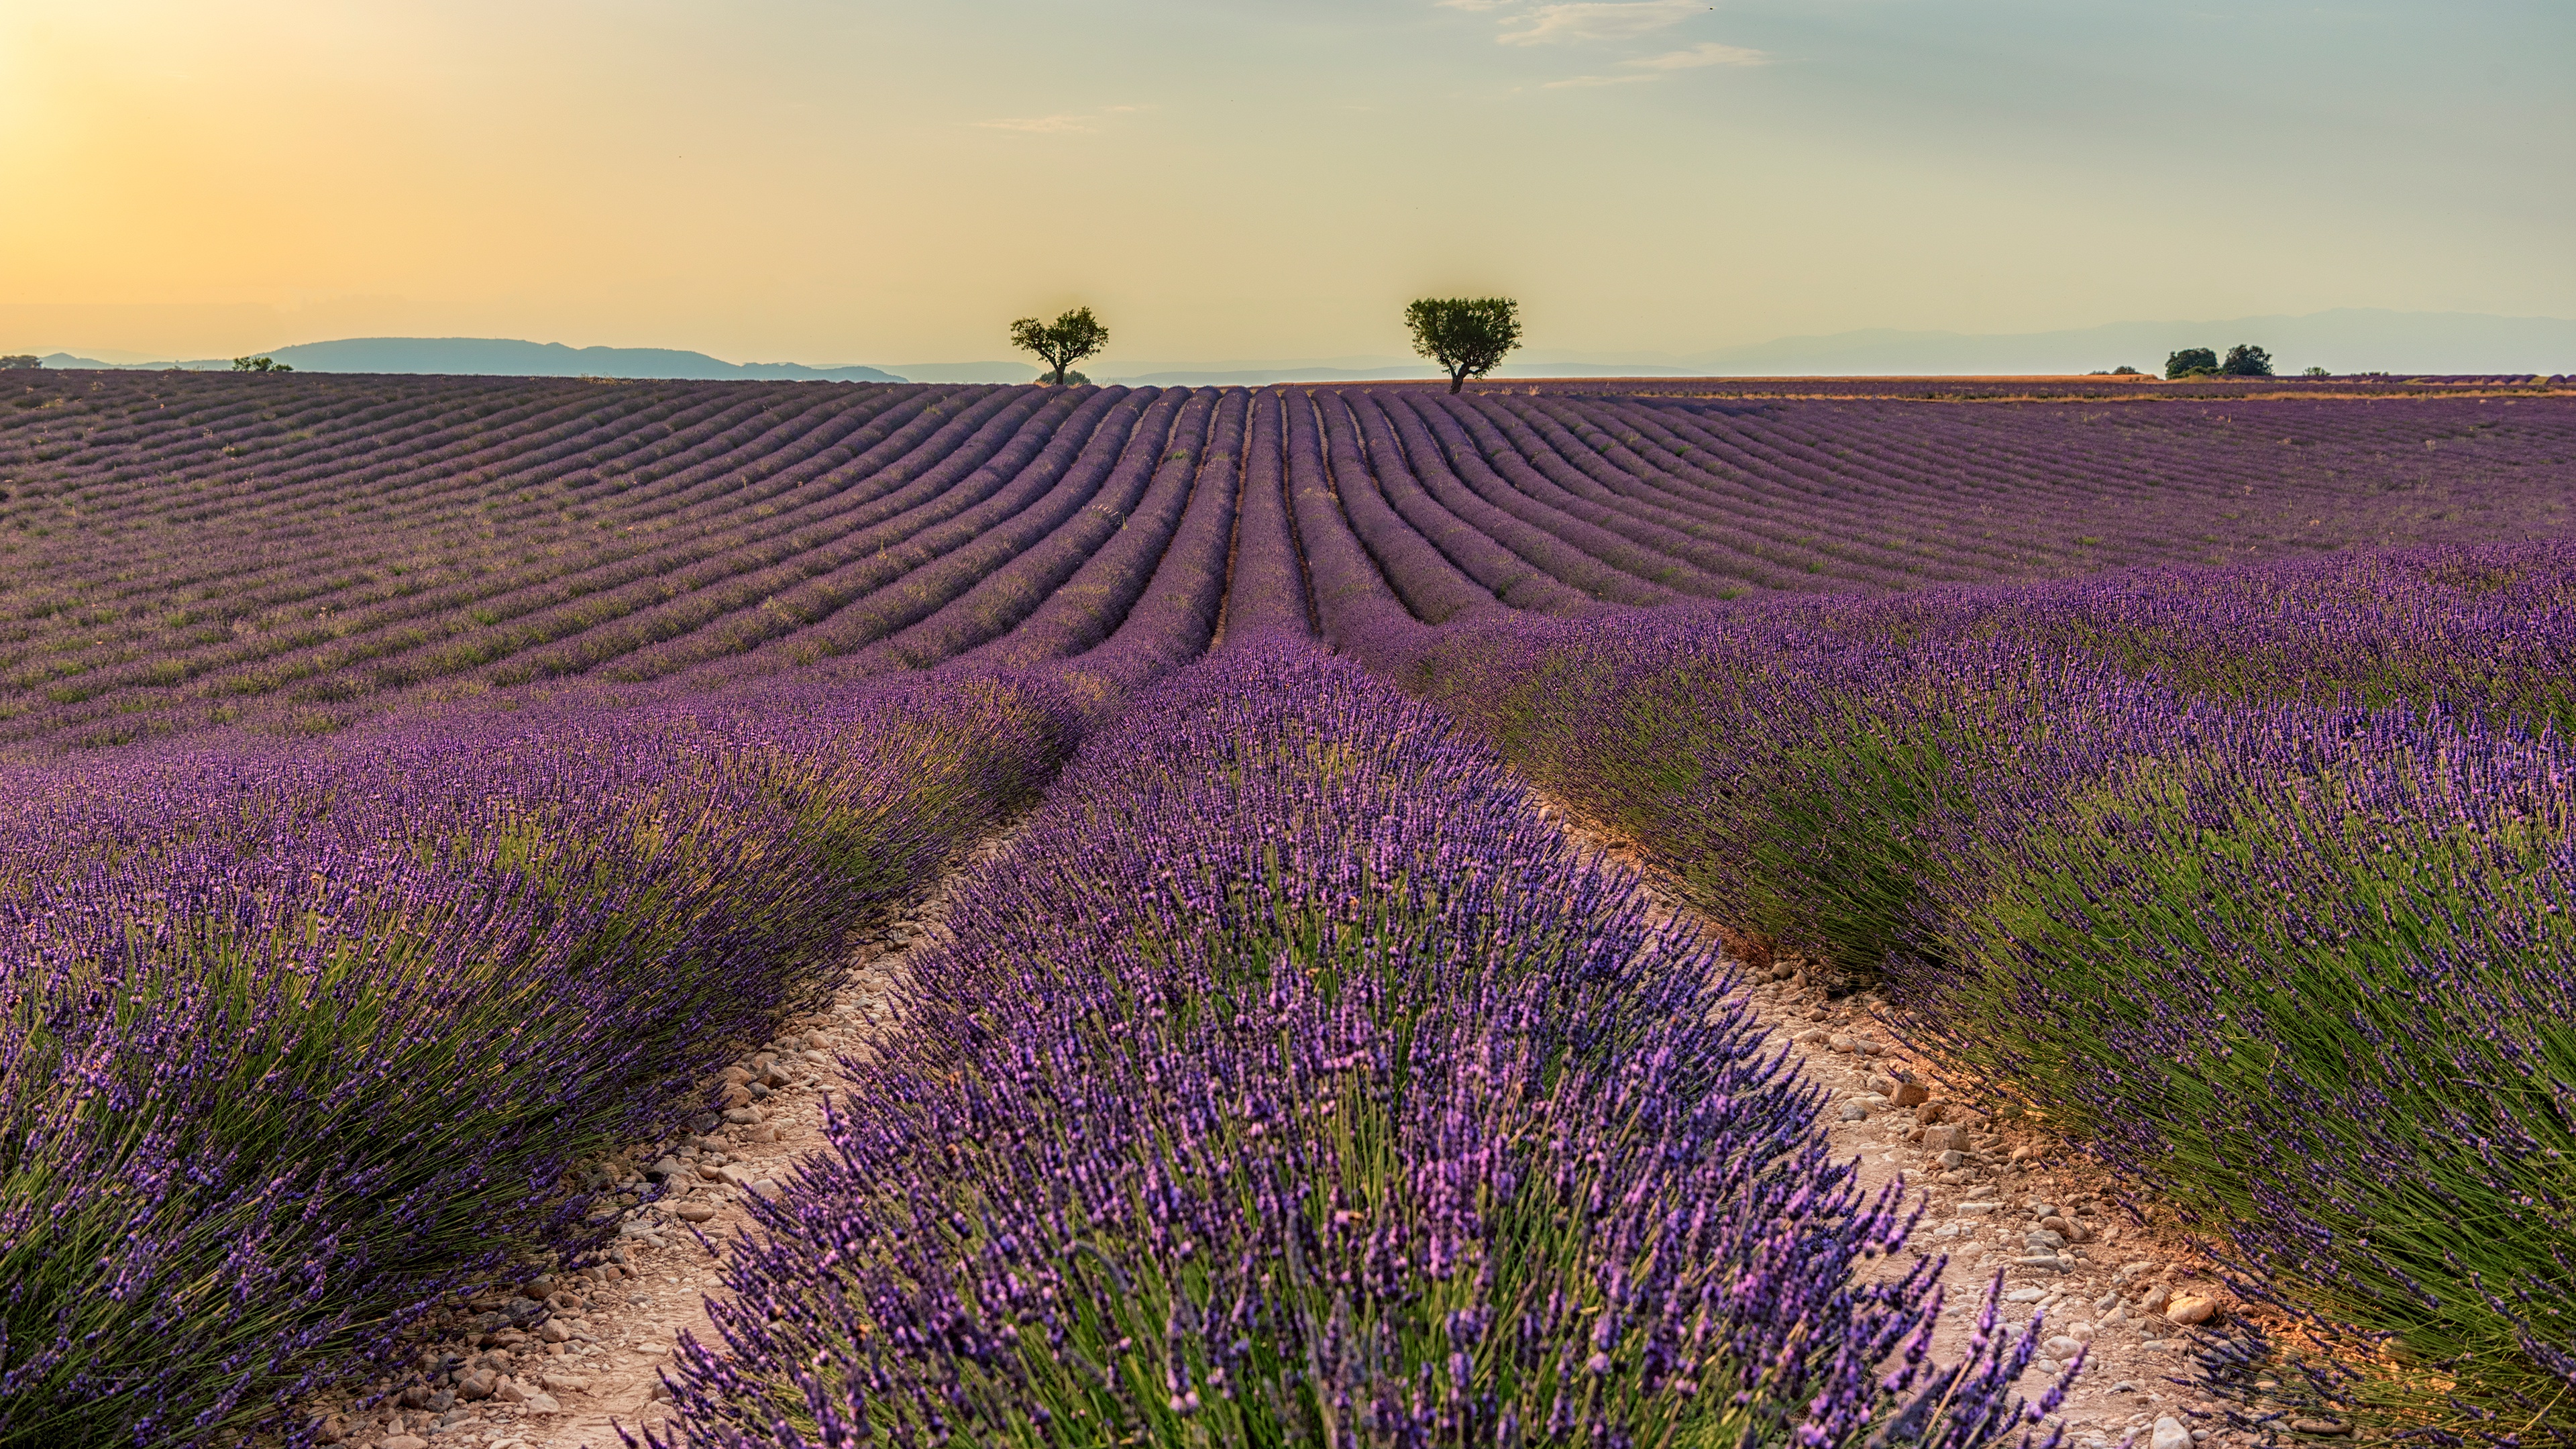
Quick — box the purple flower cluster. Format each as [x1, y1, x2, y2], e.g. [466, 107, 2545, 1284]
[646, 643, 2063, 1449]
[0, 667, 1079, 1442]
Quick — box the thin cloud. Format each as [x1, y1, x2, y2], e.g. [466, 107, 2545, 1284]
[1496, 0, 1705, 46]
[1625, 40, 1767, 69]
[975, 105, 1152, 134]
[1542, 72, 1659, 89]
[977, 115, 1094, 133]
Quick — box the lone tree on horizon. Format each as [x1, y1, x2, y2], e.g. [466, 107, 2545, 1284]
[2220, 343, 2274, 377]
[2165, 347, 2219, 380]
[1405, 297, 1521, 394]
[1010, 307, 1108, 386]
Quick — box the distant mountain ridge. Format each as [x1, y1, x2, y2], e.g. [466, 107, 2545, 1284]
[24, 309, 2569, 384]
[37, 337, 906, 383]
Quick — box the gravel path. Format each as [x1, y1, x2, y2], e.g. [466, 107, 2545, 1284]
[299, 831, 1010, 1449]
[1544, 798, 2267, 1449]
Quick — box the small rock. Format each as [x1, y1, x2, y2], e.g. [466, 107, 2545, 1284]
[538, 1320, 573, 1343]
[1841, 1102, 1870, 1121]
[2111, 1381, 2139, 1393]
[2138, 1285, 2171, 1313]
[2005, 1287, 2048, 1302]
[1957, 1201, 2000, 1215]
[381, 1438, 429, 1449]
[2151, 1417, 2190, 1449]
[1936, 1149, 1970, 1169]
[2290, 1419, 2352, 1437]
[696, 1162, 729, 1181]
[1922, 1125, 1970, 1153]
[723, 1106, 764, 1125]
[458, 1368, 499, 1400]
[675, 1203, 720, 1222]
[1795, 1028, 1831, 1045]
[721, 1085, 753, 1108]
[2035, 1357, 2062, 1375]
[747, 1123, 780, 1143]
[2025, 1229, 2067, 1250]
[2165, 1295, 2218, 1326]
[647, 1157, 685, 1180]
[2045, 1336, 2086, 1361]
[521, 1390, 564, 1414]
[1890, 1080, 1931, 1107]
[2116, 1260, 2157, 1282]
[749, 1178, 782, 1199]
[541, 1371, 592, 1392]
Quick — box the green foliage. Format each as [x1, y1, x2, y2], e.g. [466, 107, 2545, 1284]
[2220, 343, 2273, 377]
[230, 356, 293, 373]
[0, 356, 38, 371]
[1008, 307, 1108, 386]
[2303, 366, 2332, 378]
[2164, 347, 2219, 380]
[1911, 743, 2576, 1440]
[1404, 296, 1521, 394]
[2110, 364, 2142, 375]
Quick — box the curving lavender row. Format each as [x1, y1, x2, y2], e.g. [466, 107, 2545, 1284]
[650, 643, 2063, 1449]
[1415, 541, 2576, 1443]
[6, 373, 2571, 752]
[0, 667, 1080, 1444]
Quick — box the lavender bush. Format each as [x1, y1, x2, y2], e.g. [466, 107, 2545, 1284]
[0, 667, 1079, 1444]
[649, 644, 2063, 1449]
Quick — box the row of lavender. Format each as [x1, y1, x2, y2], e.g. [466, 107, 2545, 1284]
[7, 372, 2566, 751]
[0, 668, 1081, 1443]
[1407, 541, 2576, 1444]
[646, 641, 2063, 1449]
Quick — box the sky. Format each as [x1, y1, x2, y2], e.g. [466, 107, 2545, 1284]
[2, 0, 2569, 368]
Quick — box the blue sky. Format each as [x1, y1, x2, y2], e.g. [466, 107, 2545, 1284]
[3, 1, 2567, 364]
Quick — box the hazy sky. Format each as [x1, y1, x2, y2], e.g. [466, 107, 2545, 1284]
[3, 1, 2569, 366]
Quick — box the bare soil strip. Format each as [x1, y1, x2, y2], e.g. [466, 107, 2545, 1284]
[299, 831, 1012, 1449]
[1536, 797, 2263, 1449]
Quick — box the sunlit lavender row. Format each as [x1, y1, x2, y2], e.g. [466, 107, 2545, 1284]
[1415, 541, 2576, 1442]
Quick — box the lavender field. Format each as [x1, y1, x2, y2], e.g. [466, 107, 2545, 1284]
[3, 371, 2569, 751]
[7, 369, 2576, 1447]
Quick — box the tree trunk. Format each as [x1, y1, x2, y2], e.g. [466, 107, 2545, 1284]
[1448, 368, 1466, 395]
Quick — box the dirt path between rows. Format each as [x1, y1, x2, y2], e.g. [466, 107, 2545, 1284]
[303, 830, 1014, 1449]
[317, 802, 2247, 1449]
[1538, 797, 2260, 1449]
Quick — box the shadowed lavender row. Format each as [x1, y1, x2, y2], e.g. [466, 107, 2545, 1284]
[648, 643, 2066, 1448]
[0, 667, 1081, 1445]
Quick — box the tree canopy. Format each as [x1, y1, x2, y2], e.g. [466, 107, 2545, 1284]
[2220, 344, 2275, 377]
[1009, 308, 1109, 386]
[231, 356, 292, 373]
[2164, 347, 2219, 380]
[1405, 297, 1521, 394]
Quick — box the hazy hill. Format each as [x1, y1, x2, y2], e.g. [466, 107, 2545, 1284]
[38, 337, 904, 383]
